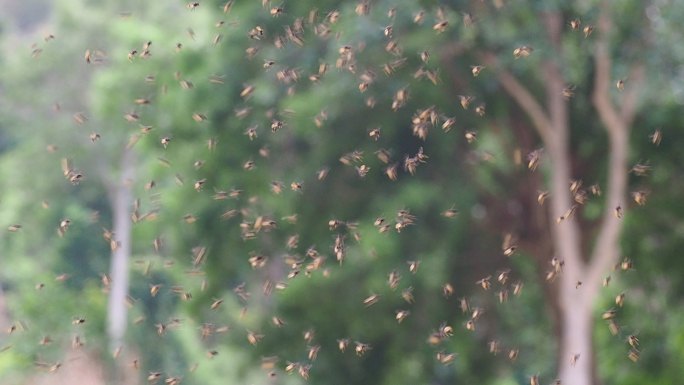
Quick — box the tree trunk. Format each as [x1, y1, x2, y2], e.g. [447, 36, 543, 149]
[106, 149, 134, 354]
[557, 275, 595, 385]
[485, 5, 641, 383]
[0, 284, 9, 332]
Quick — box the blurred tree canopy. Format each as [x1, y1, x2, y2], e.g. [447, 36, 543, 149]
[1, 0, 684, 385]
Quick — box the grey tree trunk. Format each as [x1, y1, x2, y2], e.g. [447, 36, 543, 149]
[484, 4, 641, 383]
[106, 149, 134, 353]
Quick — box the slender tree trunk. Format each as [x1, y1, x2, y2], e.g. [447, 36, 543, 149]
[483, 4, 642, 383]
[0, 284, 9, 332]
[558, 276, 595, 385]
[106, 149, 134, 354]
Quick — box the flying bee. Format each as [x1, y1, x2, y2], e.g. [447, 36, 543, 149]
[557, 205, 578, 223]
[475, 104, 486, 116]
[441, 117, 456, 132]
[240, 84, 255, 99]
[631, 162, 651, 176]
[476, 276, 492, 290]
[498, 290, 509, 303]
[123, 112, 140, 122]
[210, 298, 223, 310]
[628, 349, 640, 362]
[442, 206, 459, 218]
[194, 179, 206, 192]
[527, 148, 543, 171]
[569, 18, 581, 30]
[307, 345, 321, 361]
[620, 257, 634, 270]
[271, 119, 284, 132]
[489, 340, 500, 355]
[465, 320, 475, 331]
[571, 353, 581, 366]
[513, 46, 533, 58]
[627, 334, 639, 349]
[187, 2, 199, 10]
[272, 316, 286, 328]
[459, 297, 470, 313]
[508, 349, 519, 361]
[436, 352, 456, 365]
[369, 127, 381, 141]
[583, 25, 594, 37]
[284, 361, 299, 373]
[270, 6, 284, 16]
[602, 309, 617, 320]
[433, 20, 449, 33]
[614, 205, 623, 219]
[354, 342, 371, 356]
[442, 283, 454, 297]
[562, 84, 576, 99]
[58, 219, 71, 237]
[458, 95, 473, 109]
[615, 292, 625, 307]
[392, 87, 409, 111]
[316, 167, 329, 181]
[247, 330, 264, 345]
[301, 329, 315, 343]
[161, 136, 171, 148]
[248, 254, 268, 269]
[465, 130, 477, 143]
[502, 233, 517, 256]
[471, 65, 485, 77]
[530, 375, 540, 385]
[243, 160, 256, 170]
[355, 1, 370, 15]
[616, 79, 625, 91]
[650, 129, 662, 145]
[192, 113, 207, 122]
[375, 149, 391, 164]
[363, 294, 380, 307]
[290, 181, 303, 192]
[337, 338, 350, 352]
[413, 10, 425, 24]
[472, 308, 484, 320]
[402, 287, 415, 304]
[249, 26, 265, 40]
[385, 164, 398, 180]
[439, 323, 454, 337]
[61, 158, 83, 184]
[407, 260, 420, 274]
[150, 284, 162, 297]
[395, 310, 410, 323]
[632, 191, 648, 206]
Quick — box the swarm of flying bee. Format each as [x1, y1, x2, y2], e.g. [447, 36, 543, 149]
[2, 0, 664, 384]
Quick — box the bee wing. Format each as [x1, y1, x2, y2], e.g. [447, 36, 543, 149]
[502, 233, 516, 251]
[61, 158, 72, 176]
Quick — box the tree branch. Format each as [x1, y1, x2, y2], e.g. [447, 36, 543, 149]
[480, 53, 554, 145]
[587, 0, 632, 291]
